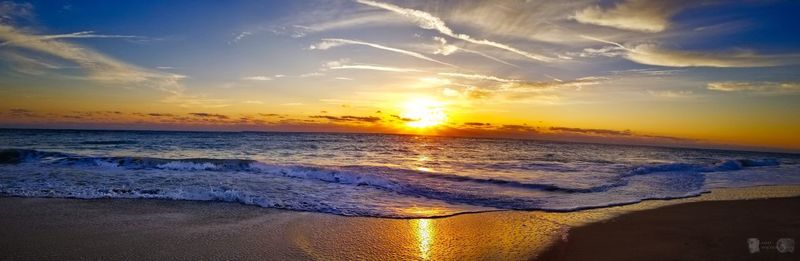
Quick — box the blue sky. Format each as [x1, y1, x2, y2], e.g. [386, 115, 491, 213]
[1, 0, 800, 151]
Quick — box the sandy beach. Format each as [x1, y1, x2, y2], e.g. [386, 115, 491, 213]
[0, 185, 798, 260]
[539, 196, 800, 261]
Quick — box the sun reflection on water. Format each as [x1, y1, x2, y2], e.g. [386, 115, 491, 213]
[414, 219, 434, 260]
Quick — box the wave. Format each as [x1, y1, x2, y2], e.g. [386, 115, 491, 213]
[1, 149, 621, 194]
[628, 158, 780, 176]
[0, 149, 71, 164]
[1, 149, 781, 193]
[0, 148, 794, 217]
[80, 140, 138, 145]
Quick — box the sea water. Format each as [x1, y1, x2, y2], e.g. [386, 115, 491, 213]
[1, 129, 798, 218]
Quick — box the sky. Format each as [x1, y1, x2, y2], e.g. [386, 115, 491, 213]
[1, 0, 799, 152]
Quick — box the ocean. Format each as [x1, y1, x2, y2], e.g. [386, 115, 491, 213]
[1, 129, 798, 218]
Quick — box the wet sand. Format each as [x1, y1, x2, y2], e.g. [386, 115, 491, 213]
[1, 186, 799, 260]
[538, 196, 800, 261]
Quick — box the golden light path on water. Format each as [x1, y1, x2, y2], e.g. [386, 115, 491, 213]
[414, 219, 434, 260]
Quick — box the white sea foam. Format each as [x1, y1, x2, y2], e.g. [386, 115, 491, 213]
[156, 161, 220, 171]
[2, 146, 799, 218]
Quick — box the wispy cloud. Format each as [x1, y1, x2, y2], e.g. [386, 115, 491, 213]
[293, 12, 407, 36]
[355, 0, 555, 62]
[0, 51, 66, 75]
[437, 72, 517, 83]
[707, 81, 800, 93]
[0, 25, 184, 93]
[432, 36, 517, 67]
[501, 77, 605, 92]
[615, 68, 685, 76]
[310, 115, 381, 123]
[160, 95, 231, 108]
[572, 0, 687, 33]
[241, 75, 272, 81]
[550, 126, 632, 136]
[230, 31, 252, 43]
[626, 44, 800, 68]
[311, 38, 455, 67]
[0, 2, 33, 23]
[324, 60, 422, 73]
[5, 108, 38, 118]
[189, 112, 229, 120]
[0, 30, 141, 46]
[439, 74, 606, 102]
[580, 36, 800, 68]
[648, 90, 694, 98]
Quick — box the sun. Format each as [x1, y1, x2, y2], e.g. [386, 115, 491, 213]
[400, 97, 447, 128]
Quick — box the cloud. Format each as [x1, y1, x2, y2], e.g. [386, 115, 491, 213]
[389, 114, 414, 122]
[574, 45, 628, 58]
[355, 0, 555, 62]
[436, 73, 605, 101]
[293, 12, 407, 35]
[438, 72, 517, 83]
[160, 94, 231, 108]
[432, 36, 458, 55]
[0, 24, 185, 93]
[442, 1, 608, 45]
[463, 122, 491, 127]
[498, 124, 539, 133]
[615, 68, 684, 76]
[648, 90, 694, 98]
[0, 51, 66, 75]
[626, 44, 800, 67]
[707, 81, 800, 93]
[147, 113, 174, 117]
[231, 31, 252, 43]
[311, 38, 455, 67]
[299, 72, 324, 77]
[0, 30, 141, 47]
[241, 75, 272, 81]
[550, 126, 632, 136]
[501, 77, 605, 93]
[572, 0, 687, 33]
[189, 113, 229, 119]
[462, 86, 493, 99]
[0, 2, 33, 23]
[547, 126, 693, 142]
[432, 36, 517, 67]
[580, 36, 800, 68]
[309, 115, 381, 123]
[6, 108, 38, 117]
[324, 60, 423, 73]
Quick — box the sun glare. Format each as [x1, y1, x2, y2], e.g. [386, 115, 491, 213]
[401, 98, 447, 128]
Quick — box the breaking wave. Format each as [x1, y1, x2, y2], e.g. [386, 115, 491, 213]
[0, 148, 796, 218]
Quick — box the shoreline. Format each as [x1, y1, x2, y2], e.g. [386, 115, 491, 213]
[1, 185, 799, 260]
[0, 183, 794, 220]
